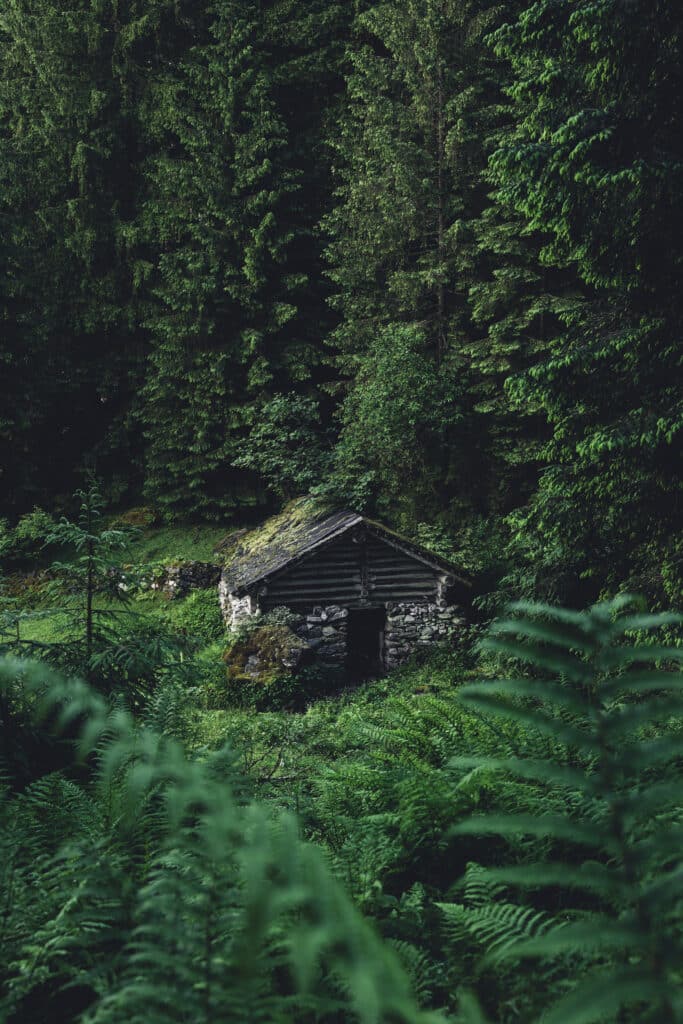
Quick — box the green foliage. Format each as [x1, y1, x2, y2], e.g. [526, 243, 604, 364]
[120, 522, 231, 564]
[221, 612, 325, 712]
[44, 483, 134, 665]
[138, 0, 326, 518]
[0, 0, 163, 512]
[487, 0, 683, 602]
[4, 573, 683, 1023]
[324, 325, 463, 519]
[167, 588, 226, 647]
[233, 393, 334, 501]
[2, 487, 215, 705]
[322, 0, 504, 527]
[2, 0, 681, 607]
[449, 596, 683, 1021]
[0, 508, 59, 576]
[0, 656, 436, 1024]
[192, 599, 683, 1022]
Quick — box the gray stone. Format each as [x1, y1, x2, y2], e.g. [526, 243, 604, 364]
[156, 560, 222, 601]
[319, 647, 346, 659]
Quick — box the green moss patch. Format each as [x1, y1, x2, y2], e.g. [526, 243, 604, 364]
[224, 624, 310, 686]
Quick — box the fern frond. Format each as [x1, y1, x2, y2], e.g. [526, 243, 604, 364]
[0, 656, 437, 1024]
[455, 597, 683, 1023]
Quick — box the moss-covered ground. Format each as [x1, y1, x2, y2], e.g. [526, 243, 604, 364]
[117, 522, 235, 564]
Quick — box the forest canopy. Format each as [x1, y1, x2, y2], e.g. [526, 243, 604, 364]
[1, 0, 681, 607]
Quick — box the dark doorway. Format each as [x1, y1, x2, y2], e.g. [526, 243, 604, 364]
[346, 607, 386, 679]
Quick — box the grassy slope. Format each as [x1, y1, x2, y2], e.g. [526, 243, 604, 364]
[119, 523, 234, 564]
[4, 519, 234, 645]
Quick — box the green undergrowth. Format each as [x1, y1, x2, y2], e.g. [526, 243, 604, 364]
[182, 648, 484, 786]
[173, 602, 683, 1021]
[2, 588, 681, 1022]
[1, 511, 236, 582]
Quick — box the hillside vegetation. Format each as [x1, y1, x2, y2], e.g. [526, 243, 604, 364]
[1, 1, 682, 1021]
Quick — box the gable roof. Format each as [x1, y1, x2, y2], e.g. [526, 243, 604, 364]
[222, 497, 470, 596]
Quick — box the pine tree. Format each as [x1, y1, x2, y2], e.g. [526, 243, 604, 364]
[464, 95, 582, 558]
[0, 0, 166, 512]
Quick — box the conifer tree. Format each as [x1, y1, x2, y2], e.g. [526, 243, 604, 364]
[139, 1, 313, 518]
[323, 0, 506, 525]
[490, 0, 683, 603]
[0, 0, 165, 511]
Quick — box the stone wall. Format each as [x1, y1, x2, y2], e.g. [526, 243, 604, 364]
[217, 587, 465, 669]
[293, 605, 349, 661]
[219, 579, 260, 629]
[384, 602, 464, 670]
[154, 561, 222, 600]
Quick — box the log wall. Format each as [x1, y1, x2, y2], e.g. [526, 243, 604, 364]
[258, 530, 444, 611]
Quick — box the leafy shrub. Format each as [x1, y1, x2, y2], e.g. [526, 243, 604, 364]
[218, 606, 347, 711]
[232, 393, 334, 500]
[0, 519, 11, 564]
[12, 507, 57, 550]
[4, 594, 681, 1024]
[110, 506, 158, 528]
[0, 507, 57, 569]
[222, 667, 309, 712]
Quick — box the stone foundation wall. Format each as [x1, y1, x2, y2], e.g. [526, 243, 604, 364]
[218, 586, 464, 668]
[293, 605, 349, 661]
[219, 580, 260, 629]
[384, 602, 465, 670]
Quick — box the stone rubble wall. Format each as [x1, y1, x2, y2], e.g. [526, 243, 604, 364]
[217, 583, 465, 668]
[154, 561, 222, 600]
[384, 602, 465, 670]
[293, 605, 349, 661]
[219, 579, 260, 629]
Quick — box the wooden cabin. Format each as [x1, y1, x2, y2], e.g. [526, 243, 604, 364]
[219, 500, 470, 675]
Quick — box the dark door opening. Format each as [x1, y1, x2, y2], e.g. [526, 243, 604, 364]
[346, 607, 386, 679]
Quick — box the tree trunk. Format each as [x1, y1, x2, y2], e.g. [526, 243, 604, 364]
[436, 58, 446, 366]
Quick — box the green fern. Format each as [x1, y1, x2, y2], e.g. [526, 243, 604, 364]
[451, 596, 683, 1023]
[0, 656, 440, 1024]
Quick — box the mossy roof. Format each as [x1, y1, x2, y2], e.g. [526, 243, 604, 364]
[222, 497, 469, 596]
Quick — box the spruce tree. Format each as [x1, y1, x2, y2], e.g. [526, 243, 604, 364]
[0, 0, 165, 512]
[489, 0, 683, 603]
[139, 1, 318, 519]
[323, 0, 507, 527]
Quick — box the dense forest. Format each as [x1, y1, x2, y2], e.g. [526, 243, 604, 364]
[1, 2, 682, 1023]
[2, 0, 681, 604]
